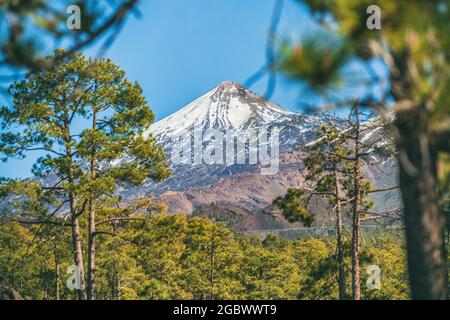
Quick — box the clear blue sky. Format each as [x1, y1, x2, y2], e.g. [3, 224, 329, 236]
[0, 0, 378, 178]
[88, 0, 319, 121]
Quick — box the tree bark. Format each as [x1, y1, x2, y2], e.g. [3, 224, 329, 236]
[334, 169, 346, 300]
[54, 246, 60, 300]
[351, 194, 361, 300]
[396, 110, 448, 299]
[87, 110, 97, 300]
[351, 106, 361, 300]
[112, 221, 120, 300]
[65, 118, 87, 300]
[209, 230, 215, 300]
[69, 196, 87, 300]
[87, 201, 96, 300]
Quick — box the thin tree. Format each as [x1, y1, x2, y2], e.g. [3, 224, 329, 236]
[303, 124, 350, 300]
[275, 103, 398, 299]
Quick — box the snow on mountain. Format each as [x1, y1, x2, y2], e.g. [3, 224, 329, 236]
[144, 81, 345, 165]
[120, 81, 399, 230]
[146, 81, 295, 139]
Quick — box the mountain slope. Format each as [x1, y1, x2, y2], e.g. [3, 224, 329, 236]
[123, 81, 400, 231]
[136, 82, 346, 193]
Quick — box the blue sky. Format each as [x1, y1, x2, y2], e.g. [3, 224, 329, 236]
[0, 0, 380, 178]
[87, 0, 319, 121]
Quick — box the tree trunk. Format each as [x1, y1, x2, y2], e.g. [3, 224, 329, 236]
[87, 110, 97, 300]
[65, 120, 87, 300]
[351, 106, 361, 300]
[87, 201, 96, 300]
[351, 186, 361, 299]
[334, 170, 346, 300]
[112, 222, 120, 300]
[209, 230, 215, 300]
[396, 110, 448, 299]
[69, 203, 87, 300]
[54, 248, 60, 300]
[70, 204, 87, 300]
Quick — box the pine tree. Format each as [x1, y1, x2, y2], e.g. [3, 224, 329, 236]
[182, 217, 243, 300]
[132, 214, 190, 299]
[302, 123, 351, 300]
[0, 49, 170, 299]
[345, 103, 372, 300]
[274, 101, 398, 299]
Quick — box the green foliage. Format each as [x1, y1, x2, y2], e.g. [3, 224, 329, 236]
[293, 234, 410, 300]
[181, 217, 243, 299]
[0, 51, 170, 212]
[294, 237, 337, 299]
[0, 220, 35, 297]
[0, 49, 170, 215]
[282, 2, 449, 298]
[238, 236, 299, 299]
[0, 1, 139, 71]
[274, 122, 375, 225]
[1, 49, 170, 186]
[0, 49, 171, 299]
[280, 37, 349, 91]
[361, 239, 410, 299]
[0, 214, 409, 300]
[287, 0, 450, 139]
[0, 219, 75, 299]
[273, 188, 312, 225]
[131, 214, 189, 299]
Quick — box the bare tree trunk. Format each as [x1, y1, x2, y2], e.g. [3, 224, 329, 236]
[209, 230, 215, 300]
[351, 192, 361, 299]
[65, 118, 87, 300]
[69, 199, 87, 300]
[112, 222, 120, 300]
[87, 201, 96, 300]
[115, 263, 121, 300]
[396, 111, 448, 299]
[87, 110, 97, 300]
[70, 202, 87, 300]
[334, 169, 346, 300]
[67, 156, 87, 300]
[54, 247, 60, 300]
[351, 195, 361, 300]
[351, 106, 361, 300]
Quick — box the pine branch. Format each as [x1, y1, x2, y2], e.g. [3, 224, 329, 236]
[368, 186, 399, 193]
[95, 217, 145, 227]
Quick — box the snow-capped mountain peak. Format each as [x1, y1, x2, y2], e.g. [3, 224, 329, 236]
[146, 81, 295, 140]
[122, 82, 399, 228]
